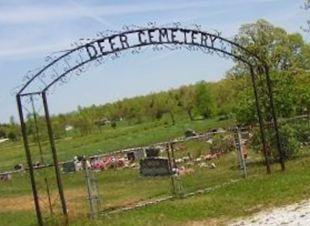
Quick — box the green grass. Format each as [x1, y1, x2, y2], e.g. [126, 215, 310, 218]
[2, 147, 310, 226]
[73, 151, 310, 226]
[0, 117, 233, 171]
[0, 211, 36, 226]
[1, 117, 310, 226]
[0, 137, 244, 226]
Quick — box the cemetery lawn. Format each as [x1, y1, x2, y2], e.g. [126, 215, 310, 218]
[1, 117, 310, 226]
[0, 116, 233, 171]
[77, 150, 310, 226]
[2, 149, 310, 226]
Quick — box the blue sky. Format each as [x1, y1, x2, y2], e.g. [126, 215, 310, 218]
[0, 0, 308, 123]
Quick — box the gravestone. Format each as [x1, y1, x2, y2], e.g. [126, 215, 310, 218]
[140, 157, 171, 176]
[127, 152, 135, 161]
[134, 148, 146, 160]
[63, 161, 75, 173]
[145, 147, 160, 158]
[127, 148, 146, 161]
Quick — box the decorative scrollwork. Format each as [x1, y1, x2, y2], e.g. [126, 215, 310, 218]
[15, 22, 259, 97]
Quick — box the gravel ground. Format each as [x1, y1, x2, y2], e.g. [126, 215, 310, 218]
[229, 200, 310, 226]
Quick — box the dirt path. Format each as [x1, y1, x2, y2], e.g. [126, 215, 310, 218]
[229, 200, 310, 226]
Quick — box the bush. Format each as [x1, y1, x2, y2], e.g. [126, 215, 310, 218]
[278, 124, 299, 160]
[249, 127, 261, 153]
[0, 129, 6, 138]
[250, 124, 299, 160]
[8, 131, 18, 141]
[290, 121, 310, 144]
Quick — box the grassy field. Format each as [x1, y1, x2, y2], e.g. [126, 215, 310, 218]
[0, 117, 235, 225]
[0, 117, 309, 226]
[0, 116, 233, 171]
[0, 138, 243, 225]
[76, 151, 310, 226]
[1, 145, 310, 226]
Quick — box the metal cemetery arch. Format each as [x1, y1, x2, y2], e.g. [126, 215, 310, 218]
[16, 25, 285, 225]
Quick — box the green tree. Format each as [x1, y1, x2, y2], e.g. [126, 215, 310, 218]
[74, 106, 94, 136]
[232, 19, 310, 123]
[234, 87, 256, 124]
[271, 71, 298, 118]
[0, 128, 6, 138]
[294, 71, 310, 115]
[195, 81, 216, 119]
[146, 94, 162, 121]
[234, 19, 310, 71]
[214, 73, 251, 116]
[147, 91, 178, 125]
[8, 131, 17, 141]
[177, 85, 196, 121]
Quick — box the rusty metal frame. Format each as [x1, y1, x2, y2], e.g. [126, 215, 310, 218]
[15, 24, 284, 225]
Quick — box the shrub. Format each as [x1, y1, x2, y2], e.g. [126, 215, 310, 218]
[250, 124, 299, 160]
[8, 131, 18, 141]
[0, 129, 6, 138]
[290, 121, 310, 144]
[278, 124, 299, 160]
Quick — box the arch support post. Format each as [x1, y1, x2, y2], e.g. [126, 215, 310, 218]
[249, 66, 271, 174]
[264, 65, 285, 171]
[16, 95, 43, 226]
[42, 92, 68, 220]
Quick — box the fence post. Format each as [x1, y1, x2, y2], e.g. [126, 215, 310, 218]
[83, 157, 101, 219]
[16, 95, 43, 226]
[166, 143, 176, 195]
[250, 66, 271, 174]
[234, 127, 248, 178]
[42, 92, 68, 222]
[30, 95, 54, 216]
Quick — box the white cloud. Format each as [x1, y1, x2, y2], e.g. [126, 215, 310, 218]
[0, 1, 230, 60]
[0, 5, 73, 24]
[0, 0, 303, 60]
[0, 40, 73, 59]
[0, 1, 235, 25]
[67, 0, 113, 27]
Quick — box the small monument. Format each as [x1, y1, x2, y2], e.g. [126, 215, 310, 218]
[63, 161, 75, 173]
[140, 146, 171, 176]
